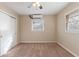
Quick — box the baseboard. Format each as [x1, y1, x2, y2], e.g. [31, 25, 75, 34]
[57, 42, 78, 57]
[20, 41, 57, 43]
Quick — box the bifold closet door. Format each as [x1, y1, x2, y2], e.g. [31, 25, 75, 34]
[0, 11, 16, 55]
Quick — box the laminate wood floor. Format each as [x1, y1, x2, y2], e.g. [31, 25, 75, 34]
[2, 43, 74, 57]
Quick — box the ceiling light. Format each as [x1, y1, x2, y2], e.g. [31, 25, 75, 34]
[32, 2, 41, 7]
[28, 2, 43, 9]
[36, 2, 41, 6]
[33, 3, 37, 7]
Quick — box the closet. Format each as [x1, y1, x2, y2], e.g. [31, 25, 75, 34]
[0, 10, 16, 55]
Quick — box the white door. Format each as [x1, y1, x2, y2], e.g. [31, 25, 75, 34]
[0, 11, 16, 55]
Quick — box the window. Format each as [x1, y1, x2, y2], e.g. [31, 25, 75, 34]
[66, 10, 79, 32]
[32, 19, 44, 31]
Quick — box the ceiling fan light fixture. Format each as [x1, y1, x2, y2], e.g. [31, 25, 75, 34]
[36, 2, 41, 6]
[32, 2, 37, 7]
[31, 2, 43, 9]
[32, 2, 41, 7]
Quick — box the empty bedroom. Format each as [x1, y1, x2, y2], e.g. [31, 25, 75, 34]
[0, 2, 79, 57]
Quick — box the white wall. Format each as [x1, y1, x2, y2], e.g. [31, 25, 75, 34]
[57, 2, 79, 56]
[20, 15, 56, 43]
[0, 3, 19, 56]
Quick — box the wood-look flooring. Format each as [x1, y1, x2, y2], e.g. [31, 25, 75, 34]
[2, 43, 74, 57]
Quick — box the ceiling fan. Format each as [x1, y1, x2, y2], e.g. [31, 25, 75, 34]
[28, 2, 43, 19]
[28, 2, 43, 9]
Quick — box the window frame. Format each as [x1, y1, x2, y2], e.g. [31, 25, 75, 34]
[65, 8, 79, 33]
[31, 18, 44, 32]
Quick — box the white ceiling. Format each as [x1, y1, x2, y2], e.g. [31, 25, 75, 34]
[2, 2, 69, 15]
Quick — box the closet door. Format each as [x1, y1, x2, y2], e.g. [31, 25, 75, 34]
[0, 11, 16, 55]
[9, 16, 17, 48]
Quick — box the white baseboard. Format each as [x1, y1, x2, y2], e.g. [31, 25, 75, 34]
[20, 41, 57, 43]
[57, 42, 78, 57]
